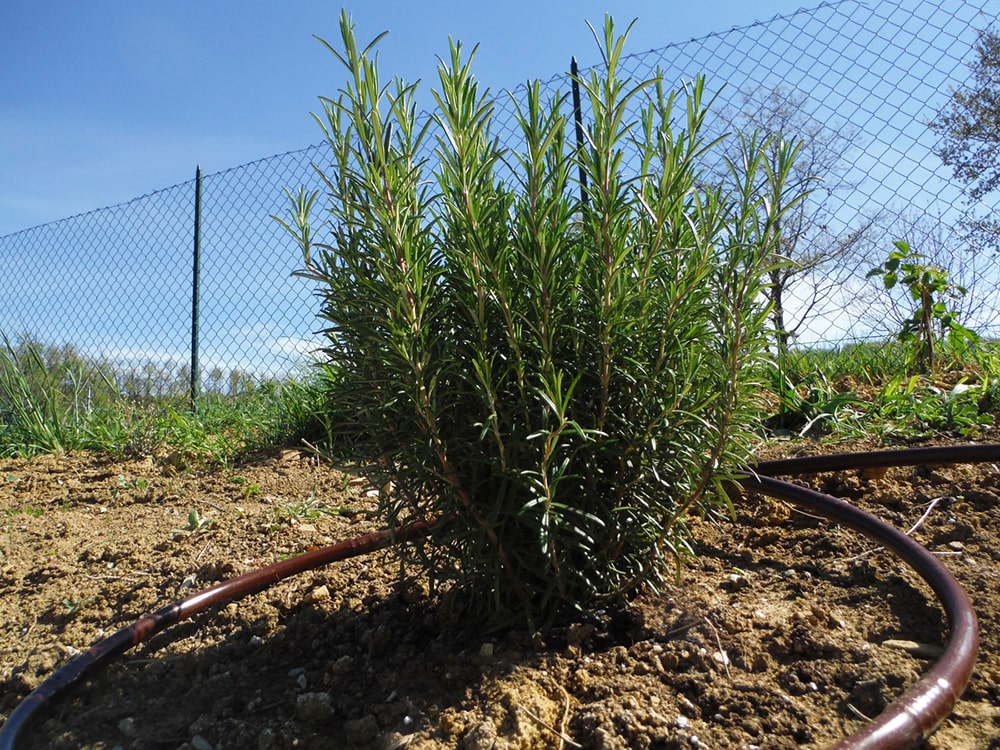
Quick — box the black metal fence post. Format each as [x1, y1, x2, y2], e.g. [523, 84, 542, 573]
[570, 56, 589, 209]
[190, 165, 202, 411]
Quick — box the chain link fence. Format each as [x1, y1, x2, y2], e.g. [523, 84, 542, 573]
[1, 0, 995, 400]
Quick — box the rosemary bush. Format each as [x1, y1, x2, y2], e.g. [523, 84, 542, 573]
[283, 13, 804, 624]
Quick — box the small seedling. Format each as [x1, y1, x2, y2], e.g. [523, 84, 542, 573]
[5, 507, 43, 519]
[867, 240, 978, 372]
[172, 508, 212, 534]
[276, 487, 357, 523]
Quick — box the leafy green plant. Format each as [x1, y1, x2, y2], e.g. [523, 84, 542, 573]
[84, 399, 163, 459]
[5, 506, 44, 519]
[282, 13, 804, 625]
[766, 369, 863, 437]
[864, 375, 993, 439]
[109, 474, 151, 502]
[867, 240, 979, 372]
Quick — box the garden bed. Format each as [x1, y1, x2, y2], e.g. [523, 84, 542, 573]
[1, 439, 998, 749]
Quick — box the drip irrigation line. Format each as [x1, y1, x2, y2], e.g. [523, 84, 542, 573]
[0, 519, 439, 750]
[0, 443, 995, 750]
[741, 474, 977, 750]
[755, 442, 1000, 476]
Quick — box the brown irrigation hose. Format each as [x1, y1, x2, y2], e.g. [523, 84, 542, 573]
[0, 444, 996, 749]
[0, 519, 439, 750]
[756, 442, 1000, 476]
[742, 474, 978, 750]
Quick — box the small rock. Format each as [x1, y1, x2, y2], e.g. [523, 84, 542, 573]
[567, 622, 596, 646]
[463, 720, 499, 750]
[306, 584, 331, 603]
[329, 654, 355, 675]
[117, 717, 139, 738]
[344, 714, 380, 746]
[257, 727, 283, 750]
[296, 692, 335, 725]
[723, 573, 750, 591]
[190, 736, 214, 750]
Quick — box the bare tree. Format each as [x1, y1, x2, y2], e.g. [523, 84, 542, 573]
[929, 26, 1000, 256]
[721, 85, 880, 353]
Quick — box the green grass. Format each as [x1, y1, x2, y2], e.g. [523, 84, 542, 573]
[778, 339, 911, 384]
[4, 328, 998, 467]
[0, 335, 331, 464]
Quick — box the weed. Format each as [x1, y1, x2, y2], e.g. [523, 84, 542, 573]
[109, 474, 151, 502]
[5, 507, 44, 519]
[0, 331, 329, 463]
[863, 375, 994, 439]
[767, 369, 864, 436]
[172, 509, 212, 534]
[278, 487, 355, 521]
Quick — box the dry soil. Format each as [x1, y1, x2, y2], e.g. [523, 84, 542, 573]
[1, 439, 999, 749]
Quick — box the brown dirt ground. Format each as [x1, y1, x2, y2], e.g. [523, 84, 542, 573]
[1, 439, 999, 750]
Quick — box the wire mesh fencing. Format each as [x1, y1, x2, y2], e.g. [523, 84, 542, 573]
[0, 0, 995, 402]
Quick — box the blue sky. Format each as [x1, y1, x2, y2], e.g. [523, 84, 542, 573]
[0, 0, 816, 236]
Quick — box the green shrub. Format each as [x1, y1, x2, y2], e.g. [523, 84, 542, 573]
[283, 13, 805, 625]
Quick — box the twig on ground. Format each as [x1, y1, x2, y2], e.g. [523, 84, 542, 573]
[196, 499, 227, 513]
[545, 674, 574, 748]
[703, 616, 731, 679]
[517, 703, 583, 749]
[846, 703, 873, 722]
[839, 496, 950, 563]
